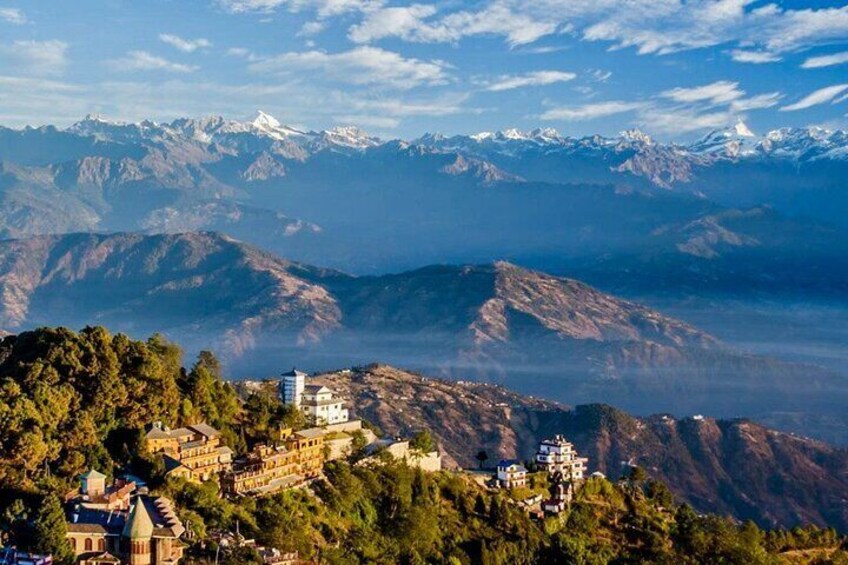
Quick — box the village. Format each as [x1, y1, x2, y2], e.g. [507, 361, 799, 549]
[2, 369, 591, 565]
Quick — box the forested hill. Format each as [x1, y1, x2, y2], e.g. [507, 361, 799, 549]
[313, 364, 848, 531]
[0, 326, 847, 564]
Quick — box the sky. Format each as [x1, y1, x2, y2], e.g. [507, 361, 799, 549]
[1, 0, 848, 140]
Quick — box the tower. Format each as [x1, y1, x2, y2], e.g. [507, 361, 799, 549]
[280, 368, 307, 407]
[80, 469, 107, 498]
[122, 498, 154, 565]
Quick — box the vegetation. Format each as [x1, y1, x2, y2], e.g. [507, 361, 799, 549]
[0, 326, 846, 565]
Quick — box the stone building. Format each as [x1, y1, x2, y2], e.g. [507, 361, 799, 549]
[65, 472, 185, 565]
[144, 423, 233, 483]
[222, 427, 326, 496]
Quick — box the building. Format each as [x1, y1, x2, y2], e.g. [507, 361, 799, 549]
[64, 471, 135, 512]
[65, 472, 185, 565]
[535, 435, 588, 481]
[496, 460, 528, 489]
[542, 481, 575, 515]
[285, 428, 326, 478]
[278, 369, 350, 426]
[279, 368, 307, 406]
[222, 428, 326, 497]
[358, 439, 442, 472]
[300, 385, 349, 425]
[144, 423, 233, 483]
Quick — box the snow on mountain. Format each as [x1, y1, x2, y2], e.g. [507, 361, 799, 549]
[317, 126, 381, 149]
[49, 113, 848, 171]
[687, 120, 757, 157]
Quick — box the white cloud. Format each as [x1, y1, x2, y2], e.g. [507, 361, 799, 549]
[218, 0, 380, 17]
[661, 81, 744, 105]
[485, 71, 576, 91]
[348, 4, 438, 43]
[248, 46, 450, 89]
[781, 84, 848, 111]
[588, 69, 612, 82]
[298, 20, 326, 36]
[801, 51, 848, 69]
[334, 114, 399, 128]
[637, 106, 738, 135]
[159, 34, 212, 53]
[0, 40, 68, 76]
[0, 7, 26, 24]
[729, 49, 781, 64]
[349, 2, 559, 46]
[729, 92, 782, 112]
[110, 51, 197, 73]
[226, 47, 253, 58]
[331, 0, 848, 63]
[217, 0, 287, 12]
[540, 101, 643, 121]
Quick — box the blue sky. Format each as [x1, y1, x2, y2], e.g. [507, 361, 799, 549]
[1, 0, 848, 140]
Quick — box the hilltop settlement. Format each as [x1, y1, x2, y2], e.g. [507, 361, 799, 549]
[1, 328, 846, 565]
[7, 364, 593, 565]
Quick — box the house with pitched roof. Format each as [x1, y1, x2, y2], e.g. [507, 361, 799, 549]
[65, 472, 185, 565]
[144, 422, 233, 483]
[496, 460, 528, 489]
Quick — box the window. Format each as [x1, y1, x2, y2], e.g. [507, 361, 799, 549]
[98, 538, 105, 551]
[85, 538, 93, 551]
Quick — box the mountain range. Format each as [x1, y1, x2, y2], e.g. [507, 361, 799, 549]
[311, 364, 848, 531]
[1, 113, 847, 285]
[2, 113, 848, 444]
[1, 231, 845, 445]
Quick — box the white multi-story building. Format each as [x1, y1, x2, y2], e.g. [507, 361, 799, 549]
[496, 459, 528, 489]
[280, 368, 307, 406]
[300, 384, 349, 425]
[535, 435, 588, 480]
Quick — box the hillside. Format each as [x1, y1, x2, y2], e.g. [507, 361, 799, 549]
[312, 364, 848, 531]
[0, 231, 845, 444]
[0, 325, 844, 565]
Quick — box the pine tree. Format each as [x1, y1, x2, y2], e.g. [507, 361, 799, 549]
[31, 494, 74, 565]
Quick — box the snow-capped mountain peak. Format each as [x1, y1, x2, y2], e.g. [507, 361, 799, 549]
[320, 126, 380, 149]
[252, 110, 282, 131]
[619, 129, 654, 145]
[732, 119, 755, 138]
[689, 120, 758, 156]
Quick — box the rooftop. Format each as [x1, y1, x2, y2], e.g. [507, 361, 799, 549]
[294, 427, 325, 439]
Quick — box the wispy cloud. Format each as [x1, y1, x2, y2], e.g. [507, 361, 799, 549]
[540, 101, 642, 121]
[485, 71, 576, 92]
[637, 106, 737, 135]
[109, 51, 197, 73]
[315, 0, 848, 63]
[248, 46, 450, 90]
[218, 0, 380, 18]
[0, 7, 26, 24]
[0, 40, 68, 76]
[348, 3, 559, 46]
[159, 34, 212, 53]
[729, 50, 781, 64]
[781, 84, 848, 111]
[801, 51, 848, 69]
[730, 92, 782, 112]
[333, 114, 399, 129]
[662, 81, 744, 105]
